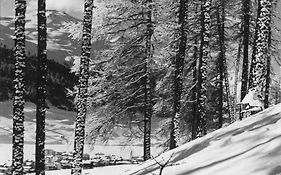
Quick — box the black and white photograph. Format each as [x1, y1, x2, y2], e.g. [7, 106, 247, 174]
[0, 0, 281, 174]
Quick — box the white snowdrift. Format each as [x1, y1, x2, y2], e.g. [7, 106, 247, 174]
[125, 103, 281, 175]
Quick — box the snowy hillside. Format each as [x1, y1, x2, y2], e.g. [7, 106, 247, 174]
[0, 100, 163, 146]
[125, 103, 281, 175]
[0, 10, 104, 64]
[0, 101, 76, 144]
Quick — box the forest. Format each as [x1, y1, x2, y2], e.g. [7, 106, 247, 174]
[4, 0, 281, 175]
[0, 45, 77, 110]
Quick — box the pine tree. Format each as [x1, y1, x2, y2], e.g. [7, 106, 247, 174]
[71, 0, 94, 174]
[195, 0, 211, 138]
[35, 0, 47, 174]
[249, 0, 272, 103]
[143, 0, 153, 160]
[240, 0, 251, 101]
[169, 0, 188, 149]
[12, 0, 26, 174]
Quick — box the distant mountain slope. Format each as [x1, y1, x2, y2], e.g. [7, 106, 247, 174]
[0, 10, 105, 64]
[0, 100, 76, 144]
[0, 46, 77, 109]
[126, 103, 281, 175]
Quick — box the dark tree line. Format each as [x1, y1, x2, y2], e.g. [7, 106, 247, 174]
[0, 46, 76, 109]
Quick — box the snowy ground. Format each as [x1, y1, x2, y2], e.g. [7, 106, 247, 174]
[26, 165, 137, 175]
[0, 101, 76, 144]
[125, 103, 281, 175]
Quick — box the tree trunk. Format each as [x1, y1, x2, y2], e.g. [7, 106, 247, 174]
[12, 1, 26, 174]
[249, 0, 272, 103]
[170, 0, 188, 149]
[143, 0, 153, 161]
[191, 38, 198, 140]
[71, 0, 93, 174]
[233, 36, 243, 121]
[35, 0, 47, 174]
[216, 0, 225, 128]
[264, 27, 271, 108]
[240, 0, 251, 101]
[249, 0, 261, 89]
[196, 0, 211, 138]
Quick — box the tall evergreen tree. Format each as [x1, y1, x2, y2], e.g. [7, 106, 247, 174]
[249, 0, 272, 103]
[240, 0, 251, 101]
[12, 0, 26, 174]
[195, 0, 211, 138]
[169, 0, 188, 149]
[35, 0, 47, 174]
[71, 0, 94, 174]
[143, 0, 153, 160]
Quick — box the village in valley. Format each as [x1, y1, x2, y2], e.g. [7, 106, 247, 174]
[0, 148, 143, 174]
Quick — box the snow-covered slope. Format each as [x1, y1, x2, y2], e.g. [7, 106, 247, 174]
[0, 101, 76, 144]
[125, 103, 281, 175]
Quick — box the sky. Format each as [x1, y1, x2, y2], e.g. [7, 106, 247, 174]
[0, 0, 84, 19]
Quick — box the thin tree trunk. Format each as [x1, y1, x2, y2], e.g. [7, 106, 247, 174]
[233, 37, 243, 121]
[216, 0, 225, 128]
[240, 0, 251, 101]
[71, 0, 94, 174]
[170, 0, 188, 149]
[224, 65, 232, 123]
[143, 0, 153, 161]
[191, 38, 198, 140]
[264, 27, 271, 108]
[12, 1, 26, 174]
[196, 0, 211, 138]
[35, 0, 47, 174]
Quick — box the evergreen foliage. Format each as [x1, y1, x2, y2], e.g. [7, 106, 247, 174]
[0, 46, 77, 110]
[63, 0, 281, 155]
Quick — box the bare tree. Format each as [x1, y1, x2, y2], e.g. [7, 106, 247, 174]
[152, 153, 174, 175]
